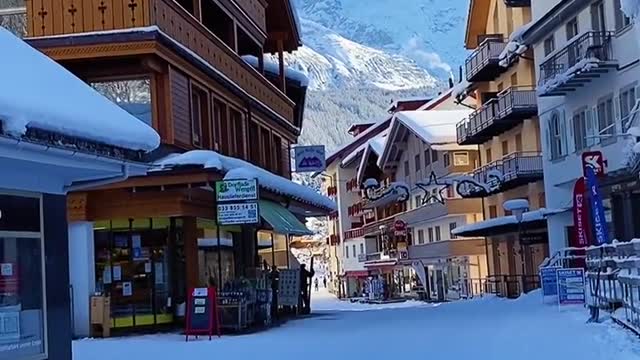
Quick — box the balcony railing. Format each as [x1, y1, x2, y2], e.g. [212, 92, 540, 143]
[25, 0, 294, 122]
[538, 31, 617, 97]
[504, 0, 530, 7]
[465, 36, 507, 82]
[460, 152, 543, 198]
[457, 87, 537, 145]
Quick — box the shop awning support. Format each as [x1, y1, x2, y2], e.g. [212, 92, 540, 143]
[286, 235, 291, 269]
[271, 233, 276, 267]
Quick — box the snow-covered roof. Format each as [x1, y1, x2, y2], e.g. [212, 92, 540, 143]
[452, 208, 568, 236]
[241, 55, 310, 87]
[394, 110, 472, 145]
[0, 27, 160, 152]
[155, 150, 336, 211]
[325, 118, 391, 166]
[341, 130, 388, 167]
[451, 79, 472, 100]
[385, 96, 432, 112]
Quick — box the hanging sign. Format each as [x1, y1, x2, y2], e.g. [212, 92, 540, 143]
[582, 151, 605, 177]
[293, 145, 326, 173]
[217, 202, 259, 225]
[585, 167, 609, 245]
[393, 219, 408, 237]
[557, 268, 586, 305]
[185, 287, 220, 341]
[571, 178, 590, 247]
[215, 179, 258, 202]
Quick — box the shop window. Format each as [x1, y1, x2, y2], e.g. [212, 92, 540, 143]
[261, 128, 272, 170]
[0, 193, 45, 359]
[453, 152, 470, 166]
[92, 78, 152, 126]
[229, 108, 245, 158]
[435, 226, 442, 241]
[248, 121, 260, 165]
[213, 99, 228, 153]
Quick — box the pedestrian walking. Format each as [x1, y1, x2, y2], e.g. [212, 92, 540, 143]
[323, 277, 327, 288]
[314, 278, 319, 292]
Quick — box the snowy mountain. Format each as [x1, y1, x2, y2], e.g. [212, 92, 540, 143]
[291, 0, 470, 149]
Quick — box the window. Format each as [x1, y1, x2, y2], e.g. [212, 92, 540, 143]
[428, 228, 434, 243]
[620, 85, 638, 129]
[510, 73, 518, 87]
[214, 100, 229, 153]
[415, 154, 421, 172]
[353, 245, 356, 258]
[597, 95, 615, 139]
[615, 0, 632, 31]
[515, 134, 523, 152]
[453, 152, 470, 166]
[435, 226, 442, 241]
[449, 222, 457, 239]
[573, 109, 589, 151]
[431, 149, 438, 162]
[489, 205, 498, 219]
[261, 128, 272, 169]
[248, 121, 260, 164]
[404, 160, 410, 177]
[497, 82, 504, 92]
[485, 148, 492, 163]
[0, 194, 46, 359]
[543, 36, 555, 56]
[415, 195, 422, 208]
[549, 113, 566, 159]
[566, 18, 579, 41]
[229, 109, 245, 158]
[443, 153, 451, 167]
[345, 245, 349, 258]
[190, 90, 204, 147]
[502, 140, 509, 156]
[360, 243, 364, 254]
[424, 149, 431, 167]
[418, 230, 425, 245]
[92, 79, 152, 126]
[591, 1, 606, 32]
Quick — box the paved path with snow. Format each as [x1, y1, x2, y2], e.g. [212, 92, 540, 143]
[73, 290, 640, 360]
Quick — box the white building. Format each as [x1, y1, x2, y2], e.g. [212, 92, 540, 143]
[522, 0, 640, 253]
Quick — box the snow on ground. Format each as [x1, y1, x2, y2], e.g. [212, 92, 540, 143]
[311, 289, 428, 311]
[73, 290, 640, 360]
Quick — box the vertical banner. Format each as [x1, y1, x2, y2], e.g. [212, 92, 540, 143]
[585, 167, 609, 245]
[571, 178, 590, 247]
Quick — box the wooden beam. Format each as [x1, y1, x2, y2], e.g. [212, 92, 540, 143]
[277, 39, 286, 93]
[183, 217, 200, 290]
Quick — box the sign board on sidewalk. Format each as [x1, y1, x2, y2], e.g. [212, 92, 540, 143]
[278, 269, 301, 307]
[185, 287, 220, 341]
[540, 266, 560, 297]
[217, 203, 259, 225]
[557, 268, 586, 306]
[294, 145, 326, 173]
[215, 179, 258, 202]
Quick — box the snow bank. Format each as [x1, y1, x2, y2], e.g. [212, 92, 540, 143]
[311, 290, 428, 312]
[0, 27, 160, 151]
[503, 199, 530, 212]
[155, 150, 336, 210]
[241, 55, 310, 87]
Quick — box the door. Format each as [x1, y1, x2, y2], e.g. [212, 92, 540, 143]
[591, 1, 606, 32]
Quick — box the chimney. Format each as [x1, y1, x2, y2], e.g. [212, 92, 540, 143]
[448, 77, 454, 89]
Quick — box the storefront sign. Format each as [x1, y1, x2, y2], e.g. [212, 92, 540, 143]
[586, 167, 609, 245]
[572, 178, 590, 247]
[293, 145, 326, 173]
[540, 266, 560, 297]
[217, 202, 259, 225]
[557, 268, 586, 305]
[393, 219, 407, 237]
[185, 287, 220, 341]
[215, 179, 258, 202]
[582, 151, 605, 177]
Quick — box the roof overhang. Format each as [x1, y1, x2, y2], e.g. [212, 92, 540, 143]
[0, 136, 149, 195]
[465, 0, 491, 49]
[264, 0, 302, 53]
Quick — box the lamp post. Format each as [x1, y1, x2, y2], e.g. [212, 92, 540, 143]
[503, 199, 530, 295]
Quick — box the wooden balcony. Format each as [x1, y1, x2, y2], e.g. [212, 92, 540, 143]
[465, 36, 507, 82]
[504, 0, 530, 7]
[25, 0, 294, 122]
[459, 152, 543, 198]
[538, 31, 617, 97]
[457, 87, 537, 145]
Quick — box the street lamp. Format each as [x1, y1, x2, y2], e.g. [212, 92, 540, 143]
[503, 199, 530, 295]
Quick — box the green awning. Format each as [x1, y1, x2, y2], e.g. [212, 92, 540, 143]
[259, 200, 314, 236]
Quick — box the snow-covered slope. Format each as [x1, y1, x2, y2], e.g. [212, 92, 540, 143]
[286, 19, 438, 91]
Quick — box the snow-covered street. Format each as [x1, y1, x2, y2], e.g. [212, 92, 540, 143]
[73, 290, 640, 360]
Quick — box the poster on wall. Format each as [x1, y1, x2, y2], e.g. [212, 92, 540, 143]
[278, 269, 301, 307]
[113, 265, 122, 281]
[122, 282, 133, 297]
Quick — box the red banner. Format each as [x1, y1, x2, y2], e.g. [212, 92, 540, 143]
[572, 178, 589, 247]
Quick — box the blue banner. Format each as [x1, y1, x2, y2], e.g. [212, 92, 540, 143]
[585, 166, 609, 245]
[557, 268, 586, 305]
[540, 267, 560, 297]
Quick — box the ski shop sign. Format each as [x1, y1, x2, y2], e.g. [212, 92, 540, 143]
[557, 268, 586, 306]
[294, 145, 326, 172]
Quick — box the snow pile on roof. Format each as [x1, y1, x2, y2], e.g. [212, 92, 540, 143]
[385, 96, 432, 113]
[155, 150, 336, 210]
[451, 78, 472, 100]
[537, 58, 600, 96]
[503, 199, 530, 212]
[499, 22, 533, 68]
[370, 133, 387, 156]
[452, 208, 566, 235]
[393, 110, 472, 145]
[341, 130, 389, 167]
[0, 27, 160, 151]
[241, 55, 310, 87]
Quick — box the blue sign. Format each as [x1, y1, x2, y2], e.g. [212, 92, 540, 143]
[585, 166, 609, 245]
[540, 267, 560, 296]
[557, 268, 586, 305]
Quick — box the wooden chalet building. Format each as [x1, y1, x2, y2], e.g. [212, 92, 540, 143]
[19, 0, 331, 336]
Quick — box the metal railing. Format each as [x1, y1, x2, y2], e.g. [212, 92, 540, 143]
[539, 31, 615, 87]
[496, 86, 538, 119]
[485, 274, 540, 298]
[465, 36, 506, 81]
[472, 151, 543, 187]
